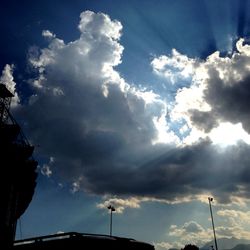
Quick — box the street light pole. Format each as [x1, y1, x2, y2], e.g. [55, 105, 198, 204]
[208, 197, 218, 250]
[107, 205, 115, 236]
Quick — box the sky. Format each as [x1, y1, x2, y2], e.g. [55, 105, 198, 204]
[2, 0, 250, 249]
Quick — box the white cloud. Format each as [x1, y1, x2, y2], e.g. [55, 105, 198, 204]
[152, 37, 250, 146]
[155, 212, 250, 250]
[167, 220, 250, 247]
[217, 209, 250, 225]
[78, 11, 122, 41]
[217, 207, 250, 239]
[40, 164, 52, 177]
[209, 122, 250, 146]
[154, 241, 181, 250]
[71, 178, 82, 194]
[42, 30, 56, 39]
[97, 197, 141, 213]
[0, 64, 19, 107]
[40, 156, 54, 177]
[151, 49, 197, 84]
[216, 225, 250, 240]
[168, 221, 211, 247]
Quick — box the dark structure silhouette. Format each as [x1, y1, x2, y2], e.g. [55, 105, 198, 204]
[0, 84, 37, 248]
[13, 232, 155, 250]
[182, 244, 199, 250]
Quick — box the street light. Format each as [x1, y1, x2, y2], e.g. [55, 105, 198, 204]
[107, 205, 115, 236]
[208, 197, 218, 250]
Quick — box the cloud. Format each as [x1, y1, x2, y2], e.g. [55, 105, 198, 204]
[16, 10, 173, 196]
[156, 213, 250, 250]
[97, 197, 141, 213]
[168, 221, 211, 247]
[39, 157, 54, 178]
[71, 177, 83, 194]
[182, 221, 204, 234]
[217, 209, 250, 226]
[154, 241, 180, 250]
[153, 39, 250, 146]
[216, 207, 250, 239]
[167, 220, 250, 248]
[215, 225, 250, 240]
[0, 64, 19, 106]
[9, 10, 250, 205]
[171, 39, 250, 136]
[40, 165, 52, 178]
[78, 10, 122, 41]
[151, 49, 197, 84]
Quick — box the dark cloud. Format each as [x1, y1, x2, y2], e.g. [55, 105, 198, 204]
[188, 110, 218, 132]
[83, 140, 250, 204]
[204, 72, 250, 133]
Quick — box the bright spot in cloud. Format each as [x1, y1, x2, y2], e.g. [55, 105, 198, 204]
[209, 122, 250, 146]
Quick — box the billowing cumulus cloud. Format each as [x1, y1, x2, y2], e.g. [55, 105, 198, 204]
[14, 10, 173, 196]
[158, 38, 250, 138]
[5, 10, 250, 205]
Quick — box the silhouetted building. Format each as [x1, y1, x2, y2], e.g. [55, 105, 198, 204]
[0, 84, 37, 248]
[13, 232, 155, 250]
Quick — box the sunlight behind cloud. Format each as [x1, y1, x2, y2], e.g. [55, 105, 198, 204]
[209, 122, 250, 146]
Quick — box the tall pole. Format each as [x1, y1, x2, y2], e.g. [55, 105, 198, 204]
[110, 208, 113, 236]
[208, 197, 218, 250]
[107, 205, 115, 236]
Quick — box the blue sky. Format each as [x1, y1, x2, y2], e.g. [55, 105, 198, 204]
[2, 1, 250, 249]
